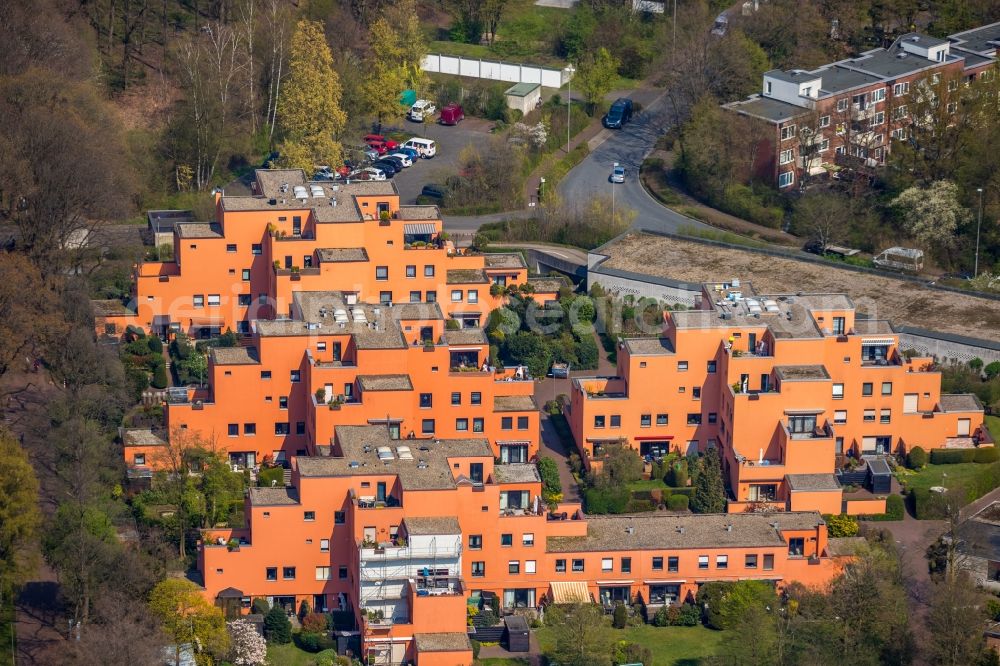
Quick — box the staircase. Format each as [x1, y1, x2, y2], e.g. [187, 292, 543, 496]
[468, 613, 505, 642]
[836, 469, 868, 487]
[283, 469, 292, 486]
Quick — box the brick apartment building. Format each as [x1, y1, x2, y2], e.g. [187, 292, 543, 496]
[106, 169, 554, 471]
[723, 22, 1000, 189]
[199, 424, 846, 665]
[567, 280, 987, 515]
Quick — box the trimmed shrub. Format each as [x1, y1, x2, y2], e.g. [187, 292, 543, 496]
[824, 513, 859, 537]
[471, 640, 481, 660]
[696, 582, 730, 630]
[151, 361, 169, 389]
[584, 486, 630, 514]
[295, 631, 335, 653]
[538, 457, 562, 496]
[625, 498, 655, 513]
[258, 467, 284, 487]
[864, 494, 905, 522]
[666, 459, 689, 487]
[906, 446, 927, 469]
[930, 448, 977, 464]
[264, 606, 292, 644]
[251, 598, 270, 615]
[667, 494, 689, 511]
[975, 447, 1000, 463]
[302, 612, 329, 633]
[675, 603, 700, 626]
[912, 488, 950, 520]
[147, 336, 163, 353]
[612, 602, 628, 629]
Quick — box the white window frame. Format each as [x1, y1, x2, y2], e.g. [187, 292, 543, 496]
[451, 289, 463, 302]
[873, 111, 885, 125]
[601, 558, 613, 572]
[834, 410, 847, 424]
[893, 82, 910, 96]
[315, 566, 330, 580]
[467, 290, 478, 303]
[837, 98, 849, 112]
[525, 560, 537, 574]
[871, 87, 886, 103]
[818, 139, 830, 152]
[779, 149, 794, 165]
[778, 171, 795, 188]
[819, 115, 830, 128]
[780, 124, 797, 141]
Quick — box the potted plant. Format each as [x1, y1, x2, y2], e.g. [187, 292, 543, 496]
[732, 381, 742, 394]
[423, 339, 434, 351]
[226, 538, 240, 552]
[329, 397, 343, 410]
[272, 260, 281, 270]
[290, 265, 300, 273]
[315, 388, 326, 404]
[266, 222, 277, 236]
[490, 283, 504, 297]
[379, 210, 391, 223]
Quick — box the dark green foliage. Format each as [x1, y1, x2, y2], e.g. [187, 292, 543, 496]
[970, 358, 985, 372]
[912, 488, 953, 520]
[696, 582, 730, 630]
[298, 599, 310, 621]
[252, 598, 270, 615]
[986, 361, 1000, 380]
[625, 498, 655, 512]
[217, 328, 239, 347]
[258, 466, 285, 488]
[295, 630, 335, 653]
[471, 639, 480, 660]
[976, 447, 1000, 463]
[666, 458, 689, 487]
[615, 641, 651, 666]
[151, 361, 169, 389]
[863, 493, 905, 521]
[146, 336, 163, 354]
[907, 446, 928, 469]
[690, 448, 727, 514]
[612, 602, 628, 629]
[667, 494, 689, 511]
[264, 606, 292, 644]
[653, 602, 701, 627]
[584, 485, 629, 514]
[931, 448, 978, 464]
[538, 457, 562, 498]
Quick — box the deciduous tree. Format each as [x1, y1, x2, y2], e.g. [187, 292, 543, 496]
[892, 180, 971, 249]
[0, 430, 40, 600]
[544, 602, 613, 666]
[575, 47, 620, 115]
[276, 19, 347, 172]
[228, 618, 267, 665]
[150, 578, 229, 665]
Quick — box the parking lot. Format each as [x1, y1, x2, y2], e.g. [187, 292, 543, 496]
[382, 116, 494, 204]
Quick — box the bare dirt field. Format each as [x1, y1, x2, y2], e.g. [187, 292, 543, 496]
[599, 232, 1000, 343]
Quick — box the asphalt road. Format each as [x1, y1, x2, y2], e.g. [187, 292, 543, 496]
[388, 117, 494, 205]
[558, 91, 711, 235]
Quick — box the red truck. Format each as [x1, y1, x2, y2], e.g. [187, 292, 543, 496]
[439, 103, 464, 126]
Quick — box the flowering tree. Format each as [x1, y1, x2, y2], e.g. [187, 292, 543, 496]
[228, 619, 267, 666]
[891, 180, 971, 249]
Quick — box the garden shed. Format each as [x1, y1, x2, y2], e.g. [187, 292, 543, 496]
[505, 83, 541, 114]
[503, 615, 530, 652]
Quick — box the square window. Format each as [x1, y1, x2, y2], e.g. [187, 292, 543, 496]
[252, 244, 262, 255]
[698, 555, 709, 570]
[594, 415, 605, 428]
[409, 291, 421, 303]
[862, 382, 873, 396]
[707, 360, 717, 373]
[406, 265, 416, 278]
[420, 393, 433, 408]
[746, 554, 758, 568]
[320, 539, 329, 552]
[778, 171, 794, 188]
[227, 244, 237, 253]
[472, 562, 485, 577]
[471, 392, 482, 405]
[555, 559, 566, 573]
[502, 417, 513, 430]
[424, 265, 435, 277]
[274, 422, 290, 435]
[882, 382, 893, 396]
[260, 371, 271, 380]
[611, 415, 622, 428]
[290, 371, 300, 383]
[708, 413, 717, 424]
[451, 392, 461, 405]
[421, 419, 435, 434]
[522, 533, 534, 546]
[207, 294, 220, 306]
[451, 290, 463, 302]
[525, 560, 536, 574]
[677, 361, 688, 371]
[376, 266, 388, 280]
[880, 409, 891, 424]
[517, 416, 529, 430]
[193, 295, 204, 307]
[238, 294, 251, 306]
[456, 418, 469, 431]
[602, 558, 613, 572]
[468, 290, 478, 303]
[656, 414, 668, 426]
[640, 414, 651, 427]
[864, 409, 876, 422]
[501, 534, 513, 547]
[572, 559, 585, 572]
[716, 555, 728, 569]
[687, 413, 702, 425]
[652, 556, 663, 570]
[282, 566, 296, 580]
[315, 566, 330, 581]
[244, 423, 256, 436]
[788, 538, 805, 557]
[473, 418, 484, 432]
[425, 291, 436, 303]
[469, 535, 483, 550]
[228, 423, 238, 437]
[133, 453, 146, 466]
[266, 567, 277, 581]
[334, 511, 345, 524]
[834, 410, 847, 425]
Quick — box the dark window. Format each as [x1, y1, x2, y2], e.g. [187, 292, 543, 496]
[621, 557, 631, 573]
[471, 392, 482, 405]
[304, 511, 315, 521]
[296, 421, 305, 435]
[473, 418, 484, 432]
[244, 423, 256, 435]
[274, 422, 290, 435]
[279, 396, 288, 409]
[610, 414, 621, 428]
[745, 554, 758, 568]
[572, 559, 585, 572]
[652, 557, 663, 570]
[290, 370, 300, 383]
[594, 415, 606, 428]
[409, 291, 421, 303]
[508, 561, 520, 574]
[252, 244, 262, 255]
[238, 294, 252, 306]
[862, 382, 873, 396]
[517, 416, 529, 430]
[228, 424, 238, 437]
[708, 413, 718, 424]
[707, 360, 717, 373]
[788, 415, 816, 434]
[282, 567, 296, 580]
[469, 535, 482, 549]
[501, 417, 513, 430]
[788, 538, 805, 557]
[471, 562, 485, 577]
[420, 393, 432, 408]
[687, 413, 702, 425]
[425, 291, 436, 303]
[334, 511, 345, 524]
[339, 566, 348, 580]
[451, 392, 461, 405]
[421, 419, 435, 434]
[227, 244, 237, 253]
[266, 567, 277, 581]
[668, 556, 679, 572]
[555, 559, 566, 573]
[656, 414, 668, 425]
[376, 266, 388, 280]
[501, 534, 513, 547]
[692, 387, 701, 399]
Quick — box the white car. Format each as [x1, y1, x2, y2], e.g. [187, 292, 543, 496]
[610, 163, 626, 183]
[408, 99, 437, 122]
[354, 167, 386, 181]
[388, 152, 413, 167]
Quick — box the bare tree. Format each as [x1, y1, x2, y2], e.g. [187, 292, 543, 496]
[262, 0, 292, 144]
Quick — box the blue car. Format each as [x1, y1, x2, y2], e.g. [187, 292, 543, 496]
[396, 146, 420, 162]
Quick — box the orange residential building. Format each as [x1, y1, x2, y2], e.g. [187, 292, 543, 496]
[109, 169, 556, 470]
[567, 281, 987, 514]
[198, 424, 846, 665]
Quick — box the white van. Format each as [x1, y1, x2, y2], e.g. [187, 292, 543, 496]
[407, 99, 437, 122]
[403, 138, 437, 158]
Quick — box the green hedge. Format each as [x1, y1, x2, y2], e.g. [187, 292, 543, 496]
[976, 447, 1000, 463]
[258, 467, 285, 488]
[930, 448, 978, 464]
[861, 494, 905, 522]
[667, 494, 689, 511]
[911, 488, 950, 519]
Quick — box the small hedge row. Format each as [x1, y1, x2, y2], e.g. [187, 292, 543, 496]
[911, 488, 951, 520]
[929, 447, 1000, 464]
[861, 494, 905, 521]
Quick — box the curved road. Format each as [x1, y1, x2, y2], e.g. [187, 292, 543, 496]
[558, 91, 710, 235]
[443, 88, 709, 236]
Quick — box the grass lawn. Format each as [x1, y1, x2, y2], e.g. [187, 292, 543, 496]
[987, 415, 1000, 439]
[266, 642, 326, 666]
[0, 594, 13, 666]
[896, 462, 991, 500]
[535, 624, 723, 665]
[627, 478, 670, 491]
[477, 659, 530, 666]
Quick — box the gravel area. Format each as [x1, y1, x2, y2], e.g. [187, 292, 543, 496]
[600, 233, 1000, 343]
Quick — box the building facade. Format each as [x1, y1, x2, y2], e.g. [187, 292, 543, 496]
[723, 23, 1000, 189]
[567, 281, 987, 514]
[199, 424, 846, 665]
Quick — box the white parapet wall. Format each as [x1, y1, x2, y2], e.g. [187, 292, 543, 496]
[422, 54, 571, 88]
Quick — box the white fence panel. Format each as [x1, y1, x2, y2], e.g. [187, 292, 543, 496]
[421, 54, 571, 88]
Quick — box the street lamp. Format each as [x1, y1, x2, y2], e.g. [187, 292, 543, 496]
[975, 187, 984, 278]
[565, 64, 576, 154]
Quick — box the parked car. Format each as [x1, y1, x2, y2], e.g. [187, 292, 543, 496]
[388, 153, 413, 167]
[381, 156, 405, 172]
[372, 159, 399, 176]
[711, 13, 729, 36]
[364, 134, 399, 151]
[420, 184, 448, 201]
[602, 98, 633, 129]
[403, 137, 437, 158]
[408, 99, 437, 122]
[439, 103, 464, 125]
[396, 146, 420, 162]
[610, 163, 626, 183]
[352, 167, 386, 181]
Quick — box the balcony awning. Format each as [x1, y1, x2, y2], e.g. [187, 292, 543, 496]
[635, 435, 673, 441]
[404, 223, 436, 235]
[550, 581, 591, 604]
[596, 580, 634, 586]
[191, 318, 225, 327]
[861, 337, 894, 346]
